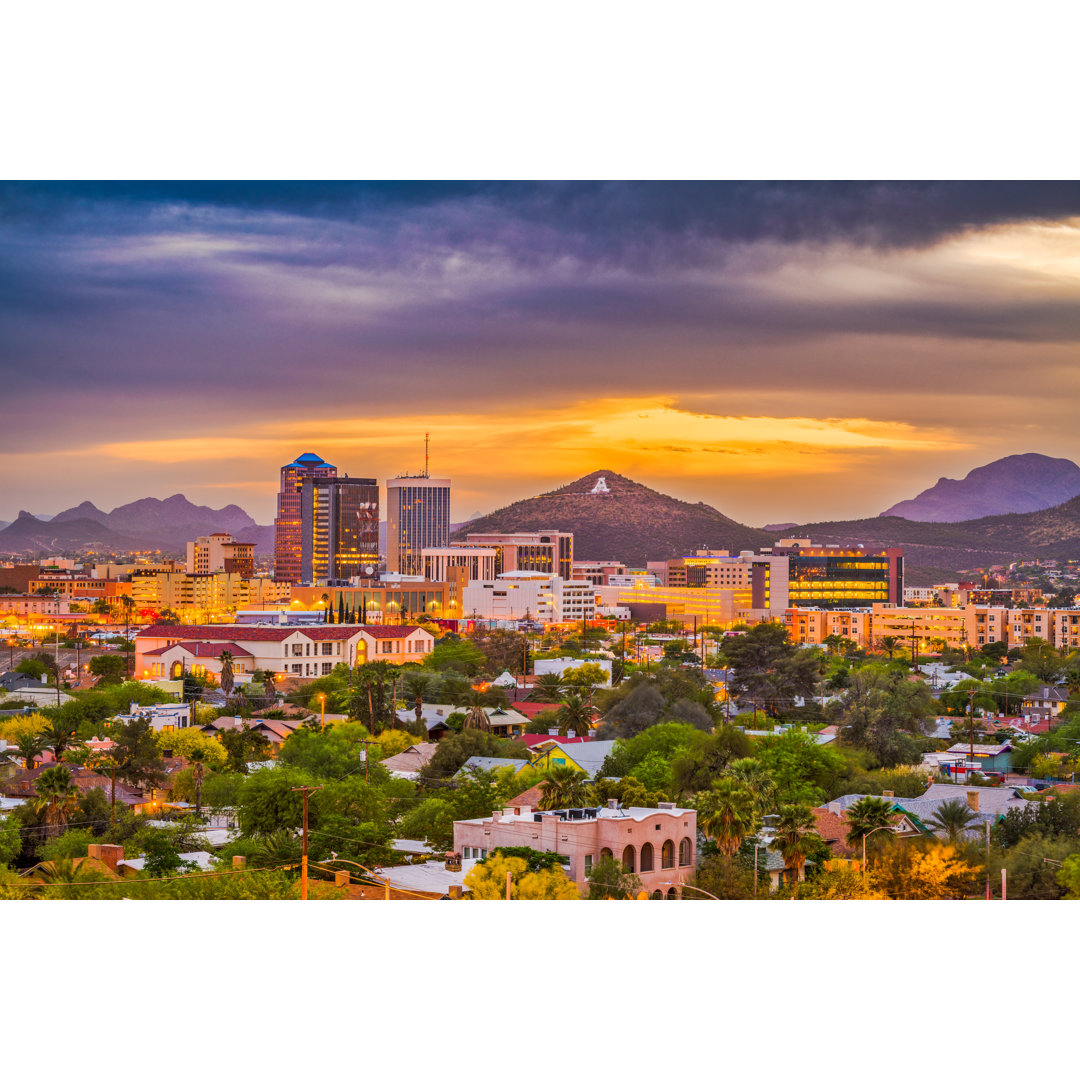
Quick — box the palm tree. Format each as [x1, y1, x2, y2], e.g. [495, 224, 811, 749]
[537, 765, 590, 810]
[463, 704, 491, 732]
[4, 732, 51, 770]
[33, 766, 80, 840]
[41, 717, 78, 763]
[879, 636, 902, 660]
[556, 692, 592, 737]
[927, 799, 979, 843]
[188, 747, 207, 817]
[1064, 668, 1080, 696]
[219, 650, 235, 698]
[697, 778, 758, 856]
[725, 758, 777, 815]
[529, 672, 566, 704]
[773, 803, 817, 889]
[845, 796, 897, 851]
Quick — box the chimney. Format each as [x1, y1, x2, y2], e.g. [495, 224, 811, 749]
[232, 855, 247, 869]
[549, 728, 559, 736]
[966, 790, 979, 811]
[90, 844, 123, 872]
[517, 805, 531, 817]
[492, 810, 501, 822]
[607, 799, 619, 810]
[657, 802, 676, 810]
[448, 885, 463, 899]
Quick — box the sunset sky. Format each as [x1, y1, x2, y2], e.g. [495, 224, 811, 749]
[3, 181, 1080, 527]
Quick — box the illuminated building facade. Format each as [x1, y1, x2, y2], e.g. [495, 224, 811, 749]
[290, 582, 450, 622]
[386, 476, 451, 576]
[274, 452, 338, 583]
[186, 533, 254, 575]
[299, 476, 379, 584]
[773, 540, 902, 610]
[456, 532, 574, 581]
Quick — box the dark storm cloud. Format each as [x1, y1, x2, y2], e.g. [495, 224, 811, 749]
[3, 180, 1080, 453]
[5, 180, 1080, 257]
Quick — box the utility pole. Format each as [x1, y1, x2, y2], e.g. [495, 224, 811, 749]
[291, 785, 323, 900]
[360, 741, 378, 784]
[969, 686, 978, 765]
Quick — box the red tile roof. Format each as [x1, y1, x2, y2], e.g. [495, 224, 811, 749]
[810, 807, 856, 856]
[516, 733, 591, 747]
[512, 702, 563, 719]
[137, 623, 426, 642]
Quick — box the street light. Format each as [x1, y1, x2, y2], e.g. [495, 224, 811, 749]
[861, 824, 898, 874]
[658, 881, 718, 900]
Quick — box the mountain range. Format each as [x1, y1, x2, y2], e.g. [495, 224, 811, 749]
[0, 495, 271, 557]
[880, 453, 1080, 522]
[7, 454, 1080, 578]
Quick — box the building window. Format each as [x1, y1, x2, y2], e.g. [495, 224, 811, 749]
[584, 854, 593, 874]
[640, 843, 654, 872]
[292, 644, 304, 656]
[679, 838, 693, 866]
[661, 840, 675, 869]
[382, 641, 393, 654]
[321, 642, 333, 655]
[322, 663, 333, 675]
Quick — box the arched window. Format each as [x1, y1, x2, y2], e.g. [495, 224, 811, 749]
[622, 845, 636, 873]
[679, 838, 693, 866]
[640, 843, 654, 872]
[661, 839, 675, 869]
[170, 661, 183, 680]
[650, 890, 663, 900]
[666, 887, 678, 900]
[600, 847, 613, 862]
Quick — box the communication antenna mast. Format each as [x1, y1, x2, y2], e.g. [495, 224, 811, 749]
[424, 432, 430, 478]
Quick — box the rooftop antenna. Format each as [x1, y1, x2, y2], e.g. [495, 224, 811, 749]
[424, 432, 430, 478]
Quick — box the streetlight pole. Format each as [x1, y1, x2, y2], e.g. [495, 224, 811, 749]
[659, 881, 719, 900]
[861, 824, 897, 875]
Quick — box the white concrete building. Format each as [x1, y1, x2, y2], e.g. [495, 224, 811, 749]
[534, 656, 613, 686]
[461, 572, 596, 624]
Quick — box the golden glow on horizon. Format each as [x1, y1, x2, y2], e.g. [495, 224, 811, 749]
[93, 398, 963, 472]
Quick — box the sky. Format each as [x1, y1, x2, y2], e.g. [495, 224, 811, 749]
[2, 180, 1080, 527]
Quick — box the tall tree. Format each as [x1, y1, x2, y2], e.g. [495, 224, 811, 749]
[773, 803, 818, 888]
[844, 796, 898, 850]
[537, 765, 590, 810]
[698, 778, 758, 856]
[220, 650, 235, 698]
[717, 622, 819, 716]
[4, 732, 51, 770]
[927, 799, 979, 843]
[556, 692, 592, 737]
[33, 766, 81, 840]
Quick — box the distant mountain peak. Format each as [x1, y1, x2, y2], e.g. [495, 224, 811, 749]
[881, 453, 1080, 522]
[452, 470, 771, 564]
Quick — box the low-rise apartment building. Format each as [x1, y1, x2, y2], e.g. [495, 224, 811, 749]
[135, 623, 435, 681]
[453, 801, 697, 897]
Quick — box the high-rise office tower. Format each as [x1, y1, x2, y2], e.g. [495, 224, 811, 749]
[386, 475, 451, 576]
[274, 452, 337, 582]
[300, 476, 379, 584]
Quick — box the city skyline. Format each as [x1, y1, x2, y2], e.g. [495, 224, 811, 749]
[4, 181, 1080, 525]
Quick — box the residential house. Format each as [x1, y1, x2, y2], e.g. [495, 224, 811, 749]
[381, 742, 439, 779]
[526, 739, 617, 780]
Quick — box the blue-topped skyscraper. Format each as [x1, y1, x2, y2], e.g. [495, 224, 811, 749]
[274, 452, 337, 583]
